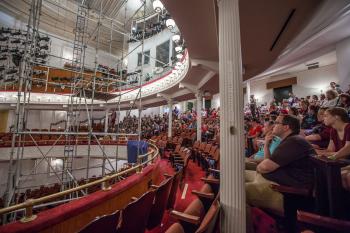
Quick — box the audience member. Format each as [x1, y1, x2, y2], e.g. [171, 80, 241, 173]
[246, 115, 315, 213]
[316, 107, 350, 159]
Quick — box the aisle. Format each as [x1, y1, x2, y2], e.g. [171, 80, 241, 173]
[147, 158, 206, 233]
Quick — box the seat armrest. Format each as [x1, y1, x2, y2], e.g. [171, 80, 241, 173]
[192, 190, 215, 199]
[208, 168, 220, 174]
[201, 177, 220, 185]
[297, 210, 350, 232]
[150, 184, 159, 189]
[270, 184, 311, 196]
[170, 210, 201, 225]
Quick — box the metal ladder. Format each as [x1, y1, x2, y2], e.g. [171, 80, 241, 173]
[62, 4, 89, 192]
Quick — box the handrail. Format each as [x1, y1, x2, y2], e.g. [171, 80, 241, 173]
[0, 142, 159, 223]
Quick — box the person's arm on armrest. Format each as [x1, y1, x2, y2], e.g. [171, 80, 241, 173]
[305, 134, 321, 142]
[316, 140, 335, 156]
[257, 159, 280, 174]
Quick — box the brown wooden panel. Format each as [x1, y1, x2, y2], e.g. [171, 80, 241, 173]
[16, 162, 161, 233]
[266, 77, 297, 89]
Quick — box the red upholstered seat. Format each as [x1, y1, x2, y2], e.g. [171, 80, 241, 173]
[117, 190, 155, 233]
[78, 210, 120, 233]
[147, 176, 174, 229]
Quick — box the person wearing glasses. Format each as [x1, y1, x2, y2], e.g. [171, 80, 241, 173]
[246, 115, 315, 213]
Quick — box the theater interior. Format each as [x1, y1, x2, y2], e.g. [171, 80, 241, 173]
[0, 0, 350, 232]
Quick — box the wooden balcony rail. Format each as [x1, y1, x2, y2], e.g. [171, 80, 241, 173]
[0, 143, 159, 223]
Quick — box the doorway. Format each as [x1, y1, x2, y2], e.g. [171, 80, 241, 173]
[273, 86, 292, 104]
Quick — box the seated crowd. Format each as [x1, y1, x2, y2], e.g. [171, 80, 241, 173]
[244, 81, 350, 232]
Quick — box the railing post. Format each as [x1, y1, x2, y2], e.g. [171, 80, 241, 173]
[101, 176, 111, 191]
[136, 158, 143, 173]
[20, 199, 37, 223]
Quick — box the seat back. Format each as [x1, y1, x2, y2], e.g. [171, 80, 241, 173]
[167, 171, 182, 210]
[193, 141, 200, 149]
[118, 190, 155, 233]
[199, 143, 206, 151]
[174, 144, 181, 153]
[79, 210, 120, 233]
[147, 177, 174, 229]
[203, 144, 212, 153]
[208, 146, 217, 157]
[195, 198, 220, 233]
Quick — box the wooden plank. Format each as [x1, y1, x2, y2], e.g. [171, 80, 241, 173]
[266, 77, 297, 89]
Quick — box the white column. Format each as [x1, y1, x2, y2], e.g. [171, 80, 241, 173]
[246, 80, 251, 105]
[168, 99, 173, 138]
[219, 0, 246, 232]
[336, 37, 350, 90]
[104, 109, 109, 133]
[196, 92, 202, 142]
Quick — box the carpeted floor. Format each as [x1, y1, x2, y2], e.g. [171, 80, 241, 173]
[146, 157, 206, 233]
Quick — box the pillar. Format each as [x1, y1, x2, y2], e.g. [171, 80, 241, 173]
[168, 99, 173, 138]
[246, 80, 251, 105]
[196, 92, 202, 142]
[336, 37, 350, 91]
[104, 109, 109, 133]
[218, 0, 246, 232]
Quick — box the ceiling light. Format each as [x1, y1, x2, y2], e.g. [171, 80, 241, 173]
[166, 19, 176, 30]
[176, 54, 183, 60]
[153, 0, 164, 13]
[175, 46, 182, 53]
[172, 34, 180, 43]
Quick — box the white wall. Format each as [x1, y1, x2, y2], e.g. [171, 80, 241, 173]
[127, 29, 174, 74]
[250, 64, 338, 105]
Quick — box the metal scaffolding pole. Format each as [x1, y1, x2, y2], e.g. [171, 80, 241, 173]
[87, 1, 103, 180]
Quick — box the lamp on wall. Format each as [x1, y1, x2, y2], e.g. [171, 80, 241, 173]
[172, 34, 180, 43]
[176, 54, 183, 60]
[153, 0, 164, 13]
[166, 19, 176, 29]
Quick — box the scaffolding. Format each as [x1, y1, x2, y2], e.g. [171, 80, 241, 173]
[1, 0, 158, 223]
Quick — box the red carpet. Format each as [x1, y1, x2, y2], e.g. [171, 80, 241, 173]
[147, 158, 206, 233]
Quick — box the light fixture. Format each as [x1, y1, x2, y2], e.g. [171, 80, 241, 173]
[176, 62, 182, 66]
[153, 0, 164, 13]
[175, 46, 182, 53]
[172, 34, 180, 43]
[176, 54, 183, 60]
[166, 19, 176, 29]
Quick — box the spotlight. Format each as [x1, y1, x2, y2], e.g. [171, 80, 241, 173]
[172, 34, 180, 43]
[166, 19, 176, 30]
[153, 0, 164, 13]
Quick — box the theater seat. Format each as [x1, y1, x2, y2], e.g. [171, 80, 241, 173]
[167, 197, 220, 233]
[297, 210, 350, 233]
[78, 210, 120, 233]
[147, 176, 174, 229]
[117, 190, 155, 233]
[164, 171, 182, 210]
